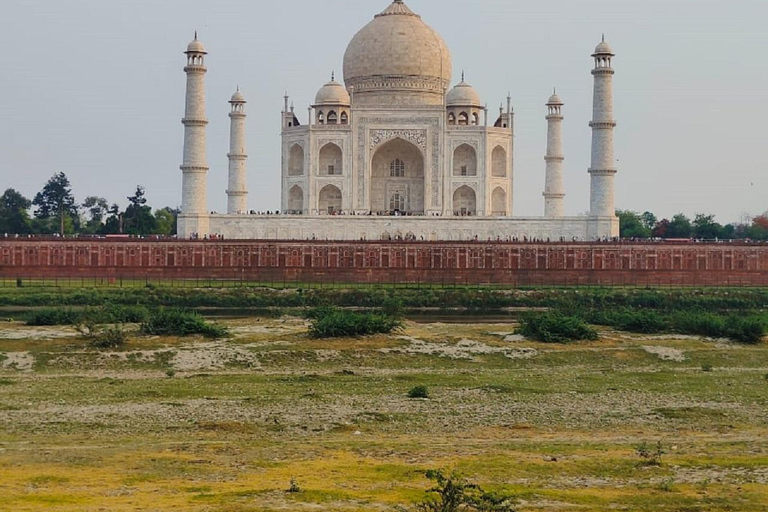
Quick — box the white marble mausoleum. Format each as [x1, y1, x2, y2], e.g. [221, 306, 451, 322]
[177, 0, 620, 241]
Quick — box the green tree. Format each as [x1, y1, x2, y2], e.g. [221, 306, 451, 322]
[641, 211, 657, 231]
[666, 214, 692, 238]
[81, 196, 109, 234]
[102, 204, 123, 234]
[0, 188, 32, 234]
[692, 213, 725, 239]
[123, 186, 156, 235]
[32, 172, 78, 235]
[154, 207, 178, 236]
[617, 210, 651, 239]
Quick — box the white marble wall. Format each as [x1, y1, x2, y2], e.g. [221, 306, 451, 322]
[207, 215, 618, 242]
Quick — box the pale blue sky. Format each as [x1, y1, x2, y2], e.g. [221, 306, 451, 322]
[0, 0, 765, 222]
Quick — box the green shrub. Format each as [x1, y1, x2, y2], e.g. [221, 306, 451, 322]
[308, 308, 402, 338]
[91, 325, 128, 349]
[408, 385, 430, 399]
[140, 309, 229, 338]
[516, 313, 598, 343]
[725, 316, 765, 344]
[701, 363, 714, 372]
[635, 441, 664, 467]
[414, 469, 517, 512]
[25, 308, 81, 326]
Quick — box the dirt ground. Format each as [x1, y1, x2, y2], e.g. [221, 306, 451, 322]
[1, 317, 767, 511]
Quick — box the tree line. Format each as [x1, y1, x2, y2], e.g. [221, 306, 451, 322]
[618, 210, 768, 240]
[1, 171, 765, 240]
[0, 172, 177, 236]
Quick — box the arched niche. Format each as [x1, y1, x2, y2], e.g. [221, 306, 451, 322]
[288, 185, 304, 213]
[318, 185, 342, 214]
[491, 187, 507, 216]
[453, 185, 476, 216]
[370, 138, 424, 214]
[319, 143, 343, 176]
[492, 146, 507, 177]
[288, 144, 305, 176]
[453, 144, 477, 177]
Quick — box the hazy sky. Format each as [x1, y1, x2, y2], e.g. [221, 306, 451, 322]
[0, 0, 765, 223]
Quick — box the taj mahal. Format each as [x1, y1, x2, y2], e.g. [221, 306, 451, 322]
[177, 0, 620, 241]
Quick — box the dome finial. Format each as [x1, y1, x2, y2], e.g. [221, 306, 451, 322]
[602, 33, 605, 42]
[331, 70, 335, 81]
[461, 70, 465, 82]
[194, 31, 198, 40]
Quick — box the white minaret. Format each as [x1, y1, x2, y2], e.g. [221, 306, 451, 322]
[588, 36, 617, 219]
[179, 33, 210, 237]
[543, 90, 565, 217]
[226, 88, 248, 214]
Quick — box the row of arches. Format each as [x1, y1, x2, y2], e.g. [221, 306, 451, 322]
[448, 112, 479, 126]
[285, 184, 507, 216]
[453, 144, 508, 177]
[289, 143, 344, 176]
[288, 142, 508, 178]
[317, 111, 349, 125]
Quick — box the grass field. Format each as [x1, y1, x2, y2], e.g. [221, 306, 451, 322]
[1, 315, 767, 511]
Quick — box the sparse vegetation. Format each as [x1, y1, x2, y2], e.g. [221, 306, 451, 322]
[90, 325, 128, 349]
[0, 313, 766, 511]
[287, 478, 301, 493]
[635, 441, 665, 467]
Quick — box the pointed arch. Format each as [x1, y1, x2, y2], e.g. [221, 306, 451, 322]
[458, 112, 469, 125]
[453, 186, 477, 216]
[453, 144, 477, 177]
[340, 112, 348, 125]
[319, 143, 343, 176]
[492, 146, 507, 177]
[318, 185, 342, 214]
[492, 187, 507, 216]
[288, 144, 304, 176]
[370, 138, 424, 214]
[288, 185, 304, 213]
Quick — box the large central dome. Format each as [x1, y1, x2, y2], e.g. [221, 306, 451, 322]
[343, 0, 452, 106]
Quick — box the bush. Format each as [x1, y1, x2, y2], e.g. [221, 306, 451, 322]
[408, 385, 430, 399]
[725, 316, 765, 344]
[140, 309, 229, 338]
[635, 441, 664, 467]
[414, 470, 516, 512]
[25, 308, 81, 326]
[91, 325, 128, 349]
[25, 305, 149, 327]
[307, 308, 402, 338]
[516, 313, 598, 343]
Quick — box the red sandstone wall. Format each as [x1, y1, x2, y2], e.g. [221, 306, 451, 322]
[0, 239, 766, 286]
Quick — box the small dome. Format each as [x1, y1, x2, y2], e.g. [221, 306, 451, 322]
[230, 90, 246, 103]
[446, 80, 482, 107]
[314, 79, 351, 106]
[186, 35, 207, 54]
[593, 38, 614, 56]
[547, 92, 563, 105]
